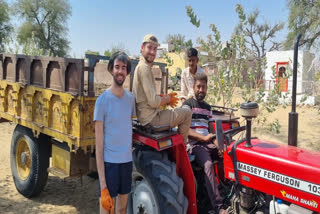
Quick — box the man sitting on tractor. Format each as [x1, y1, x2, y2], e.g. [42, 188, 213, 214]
[132, 34, 192, 145]
[182, 72, 226, 214]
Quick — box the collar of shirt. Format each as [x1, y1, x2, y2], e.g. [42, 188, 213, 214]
[139, 56, 152, 68]
[186, 65, 203, 78]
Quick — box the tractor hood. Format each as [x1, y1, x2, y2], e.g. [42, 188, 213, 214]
[224, 139, 320, 212]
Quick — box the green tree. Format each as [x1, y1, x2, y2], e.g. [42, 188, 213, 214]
[285, 0, 320, 50]
[21, 31, 45, 55]
[186, 5, 246, 107]
[165, 34, 193, 53]
[85, 50, 100, 56]
[104, 50, 111, 57]
[104, 42, 129, 57]
[14, 0, 71, 57]
[235, 4, 284, 90]
[186, 5, 287, 134]
[0, 0, 13, 52]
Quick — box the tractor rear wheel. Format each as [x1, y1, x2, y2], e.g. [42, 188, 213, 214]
[10, 125, 49, 198]
[128, 147, 188, 214]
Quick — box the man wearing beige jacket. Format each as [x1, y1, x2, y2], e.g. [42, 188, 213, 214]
[132, 34, 192, 144]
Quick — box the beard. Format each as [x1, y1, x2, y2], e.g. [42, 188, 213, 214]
[143, 54, 155, 63]
[195, 92, 206, 101]
[113, 74, 125, 86]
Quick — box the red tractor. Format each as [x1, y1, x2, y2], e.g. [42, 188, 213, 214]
[127, 35, 320, 214]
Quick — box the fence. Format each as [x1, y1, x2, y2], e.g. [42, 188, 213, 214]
[264, 79, 320, 96]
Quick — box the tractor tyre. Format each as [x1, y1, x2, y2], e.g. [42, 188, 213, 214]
[10, 125, 50, 198]
[128, 147, 188, 214]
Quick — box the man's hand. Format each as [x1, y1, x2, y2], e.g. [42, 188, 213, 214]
[203, 133, 215, 142]
[160, 94, 171, 106]
[213, 139, 225, 155]
[101, 188, 115, 212]
[160, 93, 178, 107]
[169, 92, 179, 108]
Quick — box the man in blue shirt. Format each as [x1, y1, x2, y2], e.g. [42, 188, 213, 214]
[94, 52, 136, 214]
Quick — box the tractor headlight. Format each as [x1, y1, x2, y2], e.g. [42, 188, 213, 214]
[240, 102, 259, 118]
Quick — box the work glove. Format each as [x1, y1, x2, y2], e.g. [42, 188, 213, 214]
[101, 188, 114, 213]
[169, 92, 179, 108]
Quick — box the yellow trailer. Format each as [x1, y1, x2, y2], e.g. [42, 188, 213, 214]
[0, 53, 168, 197]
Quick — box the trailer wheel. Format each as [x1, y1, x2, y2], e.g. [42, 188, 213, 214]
[128, 147, 188, 214]
[10, 125, 49, 198]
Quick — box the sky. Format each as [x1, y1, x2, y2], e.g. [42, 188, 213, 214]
[66, 0, 289, 57]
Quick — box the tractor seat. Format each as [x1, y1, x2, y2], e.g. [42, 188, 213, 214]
[133, 123, 178, 141]
[142, 123, 171, 134]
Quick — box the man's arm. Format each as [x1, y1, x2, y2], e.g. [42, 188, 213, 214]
[139, 66, 170, 108]
[208, 121, 218, 147]
[209, 121, 225, 153]
[208, 121, 215, 134]
[160, 95, 171, 106]
[95, 121, 106, 189]
[188, 128, 214, 142]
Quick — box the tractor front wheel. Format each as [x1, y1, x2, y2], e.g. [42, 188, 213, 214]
[128, 147, 188, 214]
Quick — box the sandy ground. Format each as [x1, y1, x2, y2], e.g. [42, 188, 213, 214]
[253, 105, 320, 151]
[1, 104, 320, 213]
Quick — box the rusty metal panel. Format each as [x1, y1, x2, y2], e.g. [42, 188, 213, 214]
[16, 57, 31, 84]
[49, 95, 64, 132]
[47, 61, 63, 91]
[17, 87, 32, 121]
[4, 56, 14, 82]
[79, 62, 84, 96]
[6, 85, 16, 116]
[0, 54, 85, 95]
[0, 72, 93, 154]
[31, 60, 44, 87]
[79, 98, 95, 139]
[32, 91, 45, 125]
[70, 99, 80, 138]
[0, 54, 3, 80]
[66, 63, 81, 94]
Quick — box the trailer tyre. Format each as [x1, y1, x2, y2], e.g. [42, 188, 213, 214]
[129, 147, 188, 214]
[10, 125, 49, 198]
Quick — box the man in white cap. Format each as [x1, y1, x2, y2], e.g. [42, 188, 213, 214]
[132, 34, 192, 144]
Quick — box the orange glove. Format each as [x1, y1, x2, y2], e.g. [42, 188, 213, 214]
[159, 94, 167, 110]
[101, 188, 114, 212]
[169, 92, 179, 108]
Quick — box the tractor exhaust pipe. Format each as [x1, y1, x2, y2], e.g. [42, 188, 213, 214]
[288, 34, 302, 147]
